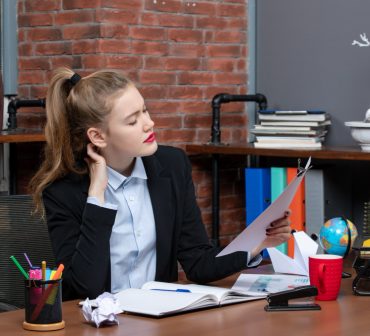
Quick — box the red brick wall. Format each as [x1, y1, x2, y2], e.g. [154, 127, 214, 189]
[16, 0, 249, 245]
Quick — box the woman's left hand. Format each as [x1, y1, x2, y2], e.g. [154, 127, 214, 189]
[250, 210, 291, 258]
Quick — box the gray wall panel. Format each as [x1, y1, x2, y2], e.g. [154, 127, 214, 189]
[256, 0, 370, 146]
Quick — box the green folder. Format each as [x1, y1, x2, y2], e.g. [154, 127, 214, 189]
[271, 167, 288, 254]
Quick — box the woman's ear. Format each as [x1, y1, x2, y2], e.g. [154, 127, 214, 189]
[86, 127, 107, 148]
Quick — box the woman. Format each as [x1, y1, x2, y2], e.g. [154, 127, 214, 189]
[30, 68, 291, 300]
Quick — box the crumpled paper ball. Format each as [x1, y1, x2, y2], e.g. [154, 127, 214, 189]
[81, 292, 123, 328]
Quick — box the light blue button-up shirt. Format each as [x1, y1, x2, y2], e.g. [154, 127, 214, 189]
[88, 158, 262, 292]
[87, 157, 156, 293]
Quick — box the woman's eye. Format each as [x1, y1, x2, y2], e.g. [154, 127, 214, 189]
[128, 119, 137, 126]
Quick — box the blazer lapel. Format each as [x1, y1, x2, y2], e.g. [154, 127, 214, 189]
[142, 155, 175, 278]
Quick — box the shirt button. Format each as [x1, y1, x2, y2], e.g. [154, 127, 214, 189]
[137, 230, 141, 237]
[129, 196, 134, 201]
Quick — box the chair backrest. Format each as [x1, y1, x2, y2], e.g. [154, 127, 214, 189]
[0, 195, 55, 311]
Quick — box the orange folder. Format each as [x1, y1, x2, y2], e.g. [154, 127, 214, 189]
[287, 168, 306, 257]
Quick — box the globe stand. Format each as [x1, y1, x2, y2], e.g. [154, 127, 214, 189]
[342, 271, 351, 279]
[341, 217, 352, 279]
[317, 217, 356, 279]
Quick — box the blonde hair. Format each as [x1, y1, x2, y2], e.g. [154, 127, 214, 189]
[30, 67, 133, 213]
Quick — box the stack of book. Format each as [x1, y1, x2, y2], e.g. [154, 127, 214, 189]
[251, 110, 331, 149]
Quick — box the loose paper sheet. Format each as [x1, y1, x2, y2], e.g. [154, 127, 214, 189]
[232, 274, 309, 294]
[267, 231, 318, 276]
[217, 157, 311, 257]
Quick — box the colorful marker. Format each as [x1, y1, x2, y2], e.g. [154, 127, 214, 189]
[41, 261, 46, 281]
[31, 264, 64, 322]
[23, 253, 33, 268]
[10, 255, 29, 280]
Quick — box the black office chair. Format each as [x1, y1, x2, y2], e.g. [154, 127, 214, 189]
[0, 195, 55, 312]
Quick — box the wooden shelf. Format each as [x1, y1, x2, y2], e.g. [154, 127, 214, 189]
[186, 143, 370, 161]
[0, 129, 45, 143]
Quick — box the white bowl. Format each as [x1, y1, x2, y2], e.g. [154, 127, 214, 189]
[344, 121, 370, 151]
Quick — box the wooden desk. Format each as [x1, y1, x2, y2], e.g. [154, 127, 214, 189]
[186, 143, 370, 161]
[1, 265, 368, 336]
[0, 129, 45, 143]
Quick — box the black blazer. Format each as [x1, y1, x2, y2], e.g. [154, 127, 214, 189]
[43, 145, 248, 300]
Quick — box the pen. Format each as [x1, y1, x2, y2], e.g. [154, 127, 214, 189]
[49, 270, 56, 280]
[23, 253, 33, 268]
[151, 288, 191, 293]
[31, 264, 64, 322]
[10, 255, 29, 280]
[50, 263, 64, 281]
[41, 261, 46, 281]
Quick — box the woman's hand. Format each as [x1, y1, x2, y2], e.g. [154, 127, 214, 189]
[250, 210, 291, 259]
[85, 143, 108, 205]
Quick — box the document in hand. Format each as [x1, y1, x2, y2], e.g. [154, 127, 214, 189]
[267, 231, 318, 276]
[217, 157, 312, 257]
[114, 281, 265, 317]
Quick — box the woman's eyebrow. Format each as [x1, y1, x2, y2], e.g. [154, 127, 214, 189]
[123, 104, 145, 121]
[124, 110, 139, 121]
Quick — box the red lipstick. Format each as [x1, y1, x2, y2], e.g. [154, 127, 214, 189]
[144, 132, 156, 143]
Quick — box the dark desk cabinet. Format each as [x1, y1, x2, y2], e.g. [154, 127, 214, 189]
[0, 130, 45, 194]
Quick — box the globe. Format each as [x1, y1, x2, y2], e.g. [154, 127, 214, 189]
[319, 217, 358, 256]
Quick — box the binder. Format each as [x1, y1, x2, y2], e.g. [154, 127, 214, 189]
[245, 168, 271, 258]
[305, 169, 325, 253]
[271, 167, 288, 254]
[287, 168, 306, 258]
[245, 168, 271, 226]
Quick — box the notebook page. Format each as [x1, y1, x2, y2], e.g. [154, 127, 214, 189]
[142, 281, 265, 303]
[114, 288, 218, 316]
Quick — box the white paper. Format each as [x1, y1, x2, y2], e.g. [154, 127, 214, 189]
[81, 292, 122, 328]
[115, 288, 218, 316]
[217, 157, 311, 257]
[232, 273, 310, 294]
[141, 281, 266, 302]
[267, 231, 318, 276]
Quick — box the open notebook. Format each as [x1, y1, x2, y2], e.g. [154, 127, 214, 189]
[86, 281, 266, 317]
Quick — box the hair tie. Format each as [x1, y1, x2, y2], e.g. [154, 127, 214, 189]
[69, 73, 81, 86]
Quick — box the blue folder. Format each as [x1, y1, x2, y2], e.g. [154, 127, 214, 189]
[245, 168, 271, 258]
[245, 168, 271, 225]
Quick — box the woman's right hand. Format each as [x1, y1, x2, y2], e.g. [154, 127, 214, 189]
[85, 143, 108, 205]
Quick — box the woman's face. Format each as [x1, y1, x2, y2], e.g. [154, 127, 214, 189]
[102, 85, 158, 164]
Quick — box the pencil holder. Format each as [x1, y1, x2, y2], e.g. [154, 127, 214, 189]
[23, 279, 65, 331]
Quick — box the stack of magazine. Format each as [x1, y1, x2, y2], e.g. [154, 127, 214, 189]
[251, 109, 331, 149]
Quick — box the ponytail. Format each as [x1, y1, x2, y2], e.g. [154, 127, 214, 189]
[30, 67, 133, 214]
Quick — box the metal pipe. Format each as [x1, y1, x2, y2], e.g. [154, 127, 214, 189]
[211, 93, 267, 144]
[210, 93, 267, 246]
[7, 98, 46, 130]
[211, 154, 220, 246]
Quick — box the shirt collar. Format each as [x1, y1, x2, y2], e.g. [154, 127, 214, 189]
[107, 157, 147, 191]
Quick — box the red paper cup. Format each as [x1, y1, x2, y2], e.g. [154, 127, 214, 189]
[309, 254, 343, 301]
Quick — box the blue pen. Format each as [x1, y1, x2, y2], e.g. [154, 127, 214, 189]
[151, 288, 191, 293]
